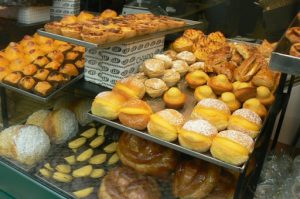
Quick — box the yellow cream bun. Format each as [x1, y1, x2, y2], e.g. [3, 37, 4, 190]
[178, 119, 218, 152]
[220, 92, 241, 112]
[185, 70, 209, 89]
[113, 77, 146, 99]
[243, 98, 267, 118]
[91, 91, 127, 120]
[208, 74, 233, 95]
[163, 87, 186, 109]
[119, 99, 153, 130]
[191, 98, 230, 131]
[228, 108, 262, 138]
[147, 109, 184, 142]
[210, 130, 254, 165]
[256, 86, 275, 106]
[77, 11, 95, 23]
[194, 85, 216, 101]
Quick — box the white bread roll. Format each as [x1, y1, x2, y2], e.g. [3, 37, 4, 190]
[26, 109, 51, 128]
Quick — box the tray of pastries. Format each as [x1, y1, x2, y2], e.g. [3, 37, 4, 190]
[270, 12, 300, 74]
[38, 9, 202, 48]
[89, 29, 282, 172]
[0, 33, 85, 102]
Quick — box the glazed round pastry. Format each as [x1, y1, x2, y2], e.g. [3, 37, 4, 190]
[144, 78, 168, 98]
[176, 51, 196, 65]
[153, 54, 173, 69]
[243, 98, 267, 118]
[164, 50, 177, 60]
[194, 85, 216, 101]
[228, 108, 262, 138]
[91, 91, 127, 120]
[290, 43, 300, 57]
[117, 133, 177, 177]
[119, 99, 153, 130]
[47, 50, 64, 63]
[285, 27, 300, 43]
[207, 74, 233, 95]
[183, 29, 204, 42]
[162, 69, 180, 87]
[210, 130, 254, 165]
[172, 60, 189, 77]
[142, 59, 165, 78]
[220, 92, 241, 112]
[147, 109, 184, 142]
[256, 86, 275, 106]
[113, 77, 146, 99]
[178, 119, 218, 152]
[32, 56, 49, 67]
[191, 98, 230, 131]
[173, 159, 221, 199]
[129, 72, 148, 83]
[98, 166, 161, 199]
[189, 62, 205, 72]
[163, 87, 186, 109]
[172, 36, 194, 52]
[185, 70, 209, 89]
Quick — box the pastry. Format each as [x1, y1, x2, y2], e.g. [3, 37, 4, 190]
[20, 35, 36, 47]
[162, 69, 180, 87]
[178, 119, 218, 152]
[59, 63, 79, 77]
[43, 108, 78, 144]
[228, 108, 262, 138]
[26, 109, 50, 128]
[119, 99, 152, 130]
[173, 159, 221, 199]
[40, 40, 56, 54]
[256, 86, 275, 106]
[147, 109, 184, 142]
[164, 50, 177, 60]
[33, 81, 53, 96]
[194, 85, 217, 101]
[81, 31, 108, 44]
[72, 46, 85, 54]
[65, 51, 80, 61]
[153, 54, 173, 69]
[98, 166, 161, 199]
[44, 21, 63, 35]
[189, 62, 205, 72]
[18, 76, 36, 91]
[26, 49, 45, 63]
[220, 92, 241, 112]
[3, 71, 23, 86]
[0, 125, 50, 165]
[257, 40, 277, 58]
[183, 29, 204, 42]
[129, 72, 148, 83]
[142, 59, 165, 78]
[44, 61, 61, 71]
[32, 56, 49, 67]
[77, 11, 94, 23]
[56, 43, 72, 53]
[210, 130, 254, 165]
[60, 15, 77, 25]
[9, 58, 28, 72]
[194, 48, 210, 62]
[233, 81, 257, 102]
[117, 133, 177, 177]
[113, 77, 146, 99]
[47, 50, 64, 63]
[91, 91, 127, 120]
[176, 51, 196, 64]
[99, 9, 118, 19]
[208, 31, 226, 44]
[290, 43, 300, 57]
[185, 70, 209, 89]
[163, 87, 186, 109]
[4, 42, 24, 61]
[0, 66, 11, 81]
[33, 69, 50, 81]
[47, 72, 69, 84]
[285, 27, 300, 43]
[191, 98, 231, 131]
[172, 60, 189, 77]
[144, 78, 168, 98]
[243, 98, 267, 118]
[75, 58, 85, 69]
[33, 33, 53, 45]
[172, 36, 193, 52]
[208, 74, 233, 95]
[252, 67, 274, 89]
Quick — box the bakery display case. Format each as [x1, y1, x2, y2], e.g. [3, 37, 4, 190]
[0, 7, 296, 199]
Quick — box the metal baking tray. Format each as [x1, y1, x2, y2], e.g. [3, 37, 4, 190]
[37, 18, 203, 48]
[0, 73, 83, 102]
[270, 14, 300, 75]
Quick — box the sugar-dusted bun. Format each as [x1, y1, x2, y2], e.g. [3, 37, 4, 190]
[142, 58, 165, 78]
[228, 108, 262, 138]
[189, 62, 205, 72]
[208, 74, 233, 95]
[117, 133, 177, 177]
[243, 98, 267, 118]
[210, 130, 254, 165]
[220, 92, 241, 112]
[172, 60, 189, 77]
[162, 69, 180, 87]
[176, 51, 196, 65]
[91, 91, 127, 120]
[145, 78, 168, 98]
[178, 119, 218, 152]
[153, 54, 173, 69]
[164, 49, 177, 60]
[26, 109, 51, 128]
[119, 99, 153, 130]
[163, 87, 186, 109]
[194, 85, 216, 101]
[191, 98, 230, 131]
[113, 77, 146, 99]
[185, 70, 209, 89]
[148, 109, 184, 142]
[256, 86, 275, 106]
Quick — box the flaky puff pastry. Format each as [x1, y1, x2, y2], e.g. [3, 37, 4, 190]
[208, 74, 233, 95]
[162, 69, 180, 87]
[99, 9, 117, 19]
[228, 108, 262, 138]
[178, 119, 218, 152]
[163, 87, 186, 109]
[91, 91, 127, 120]
[147, 109, 184, 142]
[191, 98, 230, 131]
[232, 81, 256, 102]
[172, 36, 194, 53]
[210, 130, 254, 165]
[220, 92, 241, 112]
[252, 66, 274, 90]
[173, 159, 221, 199]
[77, 11, 94, 23]
[185, 70, 209, 89]
[243, 98, 267, 118]
[119, 99, 153, 130]
[256, 86, 275, 106]
[194, 85, 216, 101]
[183, 29, 205, 42]
[113, 77, 146, 99]
[117, 133, 178, 177]
[145, 78, 168, 98]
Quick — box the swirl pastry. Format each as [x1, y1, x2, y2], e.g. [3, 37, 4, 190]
[290, 43, 300, 57]
[194, 85, 216, 101]
[117, 133, 177, 177]
[285, 27, 300, 44]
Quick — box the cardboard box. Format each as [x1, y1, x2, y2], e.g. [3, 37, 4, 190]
[53, 1, 80, 9]
[84, 37, 164, 89]
[50, 7, 80, 16]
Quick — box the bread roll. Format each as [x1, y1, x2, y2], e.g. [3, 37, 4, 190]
[26, 109, 51, 128]
[176, 51, 196, 65]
